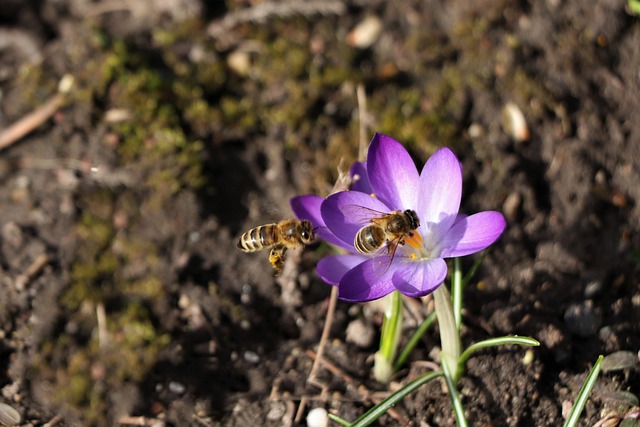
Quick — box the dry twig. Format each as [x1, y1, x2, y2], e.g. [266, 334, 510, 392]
[42, 414, 64, 427]
[0, 93, 64, 151]
[118, 415, 164, 426]
[357, 83, 369, 161]
[14, 253, 49, 291]
[207, 1, 346, 39]
[306, 349, 412, 426]
[0, 75, 73, 151]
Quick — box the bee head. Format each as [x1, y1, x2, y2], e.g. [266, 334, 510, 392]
[299, 220, 315, 244]
[404, 209, 420, 230]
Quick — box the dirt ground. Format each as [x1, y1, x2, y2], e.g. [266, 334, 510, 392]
[1, 1, 639, 426]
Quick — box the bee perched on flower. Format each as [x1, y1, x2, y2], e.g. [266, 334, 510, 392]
[292, 133, 507, 302]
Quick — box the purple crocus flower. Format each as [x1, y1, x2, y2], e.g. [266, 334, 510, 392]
[293, 133, 506, 303]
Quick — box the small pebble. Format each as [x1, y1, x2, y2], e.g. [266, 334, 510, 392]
[168, 381, 186, 394]
[227, 49, 251, 76]
[307, 407, 329, 427]
[0, 402, 21, 426]
[584, 279, 603, 298]
[345, 318, 375, 348]
[522, 348, 535, 366]
[502, 102, 530, 142]
[468, 123, 484, 139]
[503, 192, 522, 221]
[266, 401, 286, 421]
[564, 301, 602, 337]
[244, 350, 260, 364]
[347, 16, 383, 48]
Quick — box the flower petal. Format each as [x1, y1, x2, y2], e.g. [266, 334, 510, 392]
[321, 190, 391, 248]
[367, 133, 419, 209]
[417, 147, 462, 235]
[349, 161, 372, 194]
[291, 194, 324, 226]
[337, 258, 397, 302]
[291, 194, 348, 248]
[392, 258, 447, 297]
[439, 211, 507, 258]
[317, 254, 367, 286]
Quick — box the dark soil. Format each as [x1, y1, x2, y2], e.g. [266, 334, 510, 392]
[1, 1, 639, 426]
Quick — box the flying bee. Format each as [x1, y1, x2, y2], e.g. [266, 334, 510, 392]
[236, 219, 315, 276]
[345, 206, 422, 273]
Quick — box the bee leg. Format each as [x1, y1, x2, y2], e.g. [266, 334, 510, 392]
[269, 246, 288, 276]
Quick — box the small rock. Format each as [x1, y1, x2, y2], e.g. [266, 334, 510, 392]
[347, 16, 383, 48]
[345, 318, 375, 349]
[0, 402, 21, 426]
[244, 350, 260, 364]
[168, 381, 186, 394]
[503, 192, 522, 221]
[538, 323, 570, 363]
[1, 222, 23, 248]
[227, 49, 251, 76]
[502, 102, 530, 142]
[584, 279, 603, 298]
[307, 407, 329, 427]
[564, 301, 602, 337]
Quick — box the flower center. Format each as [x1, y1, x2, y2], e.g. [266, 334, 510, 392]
[404, 229, 441, 261]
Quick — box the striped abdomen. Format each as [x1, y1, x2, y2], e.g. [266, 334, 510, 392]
[354, 224, 386, 254]
[236, 224, 278, 252]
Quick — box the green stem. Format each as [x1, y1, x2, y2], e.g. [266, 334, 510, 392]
[452, 257, 463, 331]
[433, 285, 461, 383]
[374, 290, 403, 382]
[393, 311, 437, 372]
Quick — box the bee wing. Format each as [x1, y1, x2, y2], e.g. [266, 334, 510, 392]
[370, 237, 403, 276]
[341, 204, 392, 225]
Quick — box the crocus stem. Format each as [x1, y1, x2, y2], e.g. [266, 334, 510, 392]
[374, 290, 403, 382]
[433, 284, 461, 383]
[452, 257, 463, 331]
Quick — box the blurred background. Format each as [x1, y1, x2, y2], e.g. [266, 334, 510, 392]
[0, 1, 639, 425]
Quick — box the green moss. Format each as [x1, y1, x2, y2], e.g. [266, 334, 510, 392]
[122, 277, 164, 299]
[106, 303, 170, 381]
[33, 299, 169, 425]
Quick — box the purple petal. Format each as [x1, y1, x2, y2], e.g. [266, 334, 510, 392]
[291, 194, 348, 248]
[321, 190, 391, 248]
[367, 133, 419, 210]
[392, 258, 447, 297]
[417, 147, 462, 235]
[291, 194, 324, 227]
[439, 211, 507, 258]
[349, 161, 372, 194]
[337, 257, 397, 302]
[317, 254, 367, 286]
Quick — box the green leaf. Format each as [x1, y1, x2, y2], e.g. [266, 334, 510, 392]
[458, 336, 540, 368]
[562, 355, 604, 427]
[349, 370, 443, 427]
[442, 355, 468, 427]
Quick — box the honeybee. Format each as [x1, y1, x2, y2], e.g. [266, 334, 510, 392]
[346, 206, 421, 273]
[236, 219, 315, 276]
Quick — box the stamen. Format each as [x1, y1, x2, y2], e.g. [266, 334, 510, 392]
[404, 230, 423, 249]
